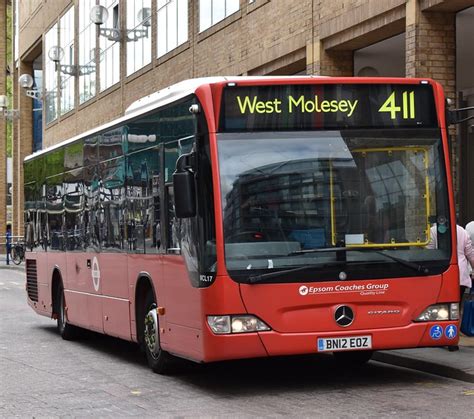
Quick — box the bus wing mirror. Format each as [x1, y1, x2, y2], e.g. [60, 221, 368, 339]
[173, 153, 196, 218]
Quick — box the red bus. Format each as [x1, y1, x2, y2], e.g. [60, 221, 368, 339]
[24, 76, 460, 373]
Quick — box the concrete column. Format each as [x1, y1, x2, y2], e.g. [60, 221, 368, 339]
[307, 40, 353, 76]
[405, 0, 457, 208]
[406, 0, 455, 94]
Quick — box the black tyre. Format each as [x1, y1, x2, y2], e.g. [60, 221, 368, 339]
[12, 247, 22, 265]
[143, 291, 174, 374]
[57, 284, 78, 340]
[333, 350, 373, 366]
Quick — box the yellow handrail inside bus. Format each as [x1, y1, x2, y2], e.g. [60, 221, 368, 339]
[329, 146, 431, 248]
[329, 160, 336, 246]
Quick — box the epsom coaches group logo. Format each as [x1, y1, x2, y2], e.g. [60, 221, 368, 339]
[298, 283, 390, 297]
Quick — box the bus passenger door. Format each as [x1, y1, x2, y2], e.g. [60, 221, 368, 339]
[65, 164, 104, 333]
[161, 140, 202, 361]
[100, 156, 131, 340]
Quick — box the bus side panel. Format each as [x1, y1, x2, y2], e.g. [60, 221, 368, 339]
[100, 253, 131, 340]
[65, 251, 103, 333]
[128, 254, 163, 344]
[161, 255, 203, 361]
[200, 276, 269, 362]
[26, 253, 51, 317]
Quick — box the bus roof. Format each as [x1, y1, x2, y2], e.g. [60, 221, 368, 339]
[25, 76, 328, 162]
[25, 75, 433, 162]
[124, 76, 328, 116]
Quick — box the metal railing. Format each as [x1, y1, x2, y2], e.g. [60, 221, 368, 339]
[0, 235, 24, 246]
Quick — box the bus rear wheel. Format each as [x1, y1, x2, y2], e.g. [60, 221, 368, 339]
[57, 284, 77, 340]
[143, 291, 174, 374]
[333, 350, 373, 366]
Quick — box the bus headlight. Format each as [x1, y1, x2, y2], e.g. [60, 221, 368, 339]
[207, 316, 231, 334]
[207, 315, 271, 334]
[416, 303, 459, 321]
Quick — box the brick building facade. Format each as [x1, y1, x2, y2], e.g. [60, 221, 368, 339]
[5, 0, 474, 236]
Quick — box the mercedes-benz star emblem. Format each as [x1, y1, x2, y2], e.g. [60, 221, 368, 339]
[334, 305, 354, 327]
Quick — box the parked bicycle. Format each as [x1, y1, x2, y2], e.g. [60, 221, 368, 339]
[11, 241, 25, 265]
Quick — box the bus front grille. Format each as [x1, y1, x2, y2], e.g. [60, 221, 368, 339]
[26, 260, 38, 302]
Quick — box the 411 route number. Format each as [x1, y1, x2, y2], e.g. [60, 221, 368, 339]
[379, 91, 415, 120]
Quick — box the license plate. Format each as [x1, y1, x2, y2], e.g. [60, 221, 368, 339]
[317, 335, 372, 352]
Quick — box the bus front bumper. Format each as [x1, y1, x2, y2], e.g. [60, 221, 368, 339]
[201, 321, 460, 362]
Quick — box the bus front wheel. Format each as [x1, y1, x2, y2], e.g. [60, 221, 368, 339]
[57, 284, 77, 340]
[143, 292, 174, 374]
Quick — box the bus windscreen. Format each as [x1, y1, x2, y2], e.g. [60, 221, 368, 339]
[220, 83, 438, 131]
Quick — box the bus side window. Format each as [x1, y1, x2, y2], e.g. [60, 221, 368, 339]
[64, 168, 84, 251]
[126, 147, 161, 254]
[46, 174, 64, 251]
[166, 185, 180, 253]
[100, 158, 126, 252]
[151, 172, 161, 251]
[164, 137, 194, 254]
[84, 165, 101, 251]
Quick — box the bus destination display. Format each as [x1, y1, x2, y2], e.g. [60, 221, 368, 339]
[220, 84, 438, 131]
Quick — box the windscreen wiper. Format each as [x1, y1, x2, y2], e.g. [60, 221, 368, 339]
[371, 250, 429, 274]
[288, 246, 429, 274]
[248, 261, 347, 284]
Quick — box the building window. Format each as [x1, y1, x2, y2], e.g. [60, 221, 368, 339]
[199, 0, 239, 32]
[32, 57, 43, 151]
[44, 23, 58, 124]
[100, 0, 120, 91]
[157, 0, 188, 58]
[79, 0, 97, 104]
[127, 0, 152, 75]
[59, 7, 75, 115]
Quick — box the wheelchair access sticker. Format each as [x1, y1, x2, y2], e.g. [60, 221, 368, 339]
[429, 325, 443, 340]
[445, 324, 457, 339]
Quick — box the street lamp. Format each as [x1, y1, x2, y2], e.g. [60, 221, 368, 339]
[137, 7, 152, 28]
[18, 73, 43, 100]
[0, 95, 19, 120]
[48, 46, 95, 76]
[90, 5, 151, 42]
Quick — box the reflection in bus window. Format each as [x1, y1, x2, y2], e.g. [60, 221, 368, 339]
[126, 147, 161, 253]
[166, 185, 180, 251]
[46, 174, 64, 250]
[84, 165, 100, 251]
[100, 157, 126, 251]
[64, 168, 84, 251]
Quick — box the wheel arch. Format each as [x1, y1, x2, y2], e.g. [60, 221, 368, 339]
[135, 272, 156, 345]
[51, 267, 63, 318]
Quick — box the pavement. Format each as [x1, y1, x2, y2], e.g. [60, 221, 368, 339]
[374, 335, 474, 383]
[0, 256, 25, 271]
[1, 254, 472, 382]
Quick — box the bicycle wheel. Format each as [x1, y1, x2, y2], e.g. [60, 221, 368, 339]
[12, 247, 22, 265]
